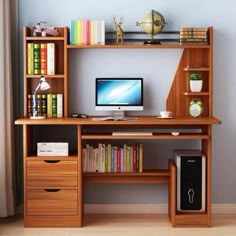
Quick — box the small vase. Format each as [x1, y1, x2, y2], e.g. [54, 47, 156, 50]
[190, 80, 203, 92]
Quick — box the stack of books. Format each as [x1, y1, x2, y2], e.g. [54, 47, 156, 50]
[70, 19, 105, 46]
[27, 42, 55, 75]
[179, 27, 208, 45]
[83, 143, 143, 173]
[27, 93, 63, 118]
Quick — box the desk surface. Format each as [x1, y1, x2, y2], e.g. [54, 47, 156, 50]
[15, 116, 221, 125]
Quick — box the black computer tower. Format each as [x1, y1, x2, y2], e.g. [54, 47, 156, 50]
[174, 150, 206, 212]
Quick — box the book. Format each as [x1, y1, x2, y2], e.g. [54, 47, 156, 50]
[36, 94, 42, 116]
[107, 144, 112, 173]
[52, 94, 57, 117]
[139, 143, 143, 173]
[27, 94, 32, 117]
[33, 43, 40, 75]
[47, 94, 52, 117]
[32, 94, 37, 117]
[180, 27, 208, 32]
[47, 43, 55, 75]
[41, 94, 47, 117]
[27, 43, 34, 75]
[70, 20, 76, 45]
[57, 94, 63, 117]
[75, 20, 82, 45]
[40, 43, 47, 74]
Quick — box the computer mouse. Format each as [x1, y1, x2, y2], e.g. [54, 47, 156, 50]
[71, 113, 89, 118]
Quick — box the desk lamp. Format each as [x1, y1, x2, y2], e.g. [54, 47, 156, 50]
[30, 76, 50, 119]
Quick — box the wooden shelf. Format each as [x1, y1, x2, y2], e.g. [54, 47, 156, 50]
[84, 169, 170, 184]
[81, 133, 210, 140]
[183, 67, 210, 71]
[15, 116, 221, 125]
[26, 156, 78, 161]
[183, 92, 210, 96]
[26, 74, 65, 78]
[26, 36, 65, 41]
[67, 44, 211, 49]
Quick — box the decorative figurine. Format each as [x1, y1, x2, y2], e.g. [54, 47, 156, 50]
[32, 22, 59, 37]
[112, 17, 124, 45]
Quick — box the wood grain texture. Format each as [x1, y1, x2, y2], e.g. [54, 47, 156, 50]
[26, 160, 78, 187]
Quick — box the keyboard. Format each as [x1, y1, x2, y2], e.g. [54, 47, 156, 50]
[112, 132, 153, 136]
[92, 117, 115, 121]
[91, 117, 139, 121]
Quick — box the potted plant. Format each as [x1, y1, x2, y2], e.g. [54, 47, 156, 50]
[189, 73, 203, 92]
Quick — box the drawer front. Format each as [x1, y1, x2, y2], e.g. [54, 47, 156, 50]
[27, 160, 78, 187]
[27, 189, 78, 216]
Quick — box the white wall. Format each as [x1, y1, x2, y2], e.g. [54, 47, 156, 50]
[19, 0, 236, 203]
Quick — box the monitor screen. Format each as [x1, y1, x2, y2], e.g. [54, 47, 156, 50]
[95, 78, 143, 112]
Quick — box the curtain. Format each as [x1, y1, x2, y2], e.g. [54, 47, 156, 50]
[0, 0, 18, 217]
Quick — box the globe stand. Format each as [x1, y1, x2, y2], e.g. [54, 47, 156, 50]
[144, 40, 161, 45]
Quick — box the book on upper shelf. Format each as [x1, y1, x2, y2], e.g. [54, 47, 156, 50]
[33, 43, 40, 75]
[47, 43, 55, 75]
[40, 43, 47, 74]
[70, 19, 105, 46]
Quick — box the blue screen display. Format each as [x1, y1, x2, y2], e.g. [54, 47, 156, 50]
[96, 78, 143, 106]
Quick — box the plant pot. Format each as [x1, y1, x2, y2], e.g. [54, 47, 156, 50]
[190, 80, 203, 92]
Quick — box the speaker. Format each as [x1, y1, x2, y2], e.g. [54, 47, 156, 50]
[174, 150, 206, 212]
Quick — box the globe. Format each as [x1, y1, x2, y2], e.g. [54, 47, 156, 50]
[137, 9, 166, 44]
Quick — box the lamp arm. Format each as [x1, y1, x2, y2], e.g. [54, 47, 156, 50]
[33, 83, 41, 95]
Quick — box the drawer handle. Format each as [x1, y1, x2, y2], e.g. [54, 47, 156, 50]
[44, 160, 61, 164]
[44, 189, 61, 192]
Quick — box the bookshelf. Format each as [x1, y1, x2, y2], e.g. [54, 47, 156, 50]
[23, 27, 69, 117]
[16, 26, 221, 227]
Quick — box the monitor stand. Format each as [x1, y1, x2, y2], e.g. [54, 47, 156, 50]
[112, 111, 138, 120]
[91, 111, 138, 121]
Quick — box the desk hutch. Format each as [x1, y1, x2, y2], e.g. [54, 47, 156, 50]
[15, 26, 221, 227]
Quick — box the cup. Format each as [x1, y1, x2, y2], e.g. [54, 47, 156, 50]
[160, 111, 172, 118]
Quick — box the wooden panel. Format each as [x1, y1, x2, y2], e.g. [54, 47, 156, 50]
[174, 213, 209, 227]
[25, 215, 82, 227]
[27, 189, 78, 216]
[168, 160, 176, 226]
[27, 160, 77, 187]
[15, 116, 221, 125]
[84, 170, 170, 184]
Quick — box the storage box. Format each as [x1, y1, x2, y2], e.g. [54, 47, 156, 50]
[37, 142, 69, 156]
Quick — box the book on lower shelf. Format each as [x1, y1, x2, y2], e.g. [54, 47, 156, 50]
[83, 143, 143, 173]
[27, 93, 63, 118]
[37, 142, 69, 156]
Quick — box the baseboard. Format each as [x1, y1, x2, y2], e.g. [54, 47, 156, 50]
[212, 204, 236, 214]
[84, 204, 236, 214]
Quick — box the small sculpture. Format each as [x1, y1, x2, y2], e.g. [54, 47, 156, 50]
[112, 17, 124, 45]
[33, 22, 59, 37]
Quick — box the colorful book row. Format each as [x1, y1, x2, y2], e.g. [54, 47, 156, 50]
[27, 93, 63, 118]
[83, 143, 143, 173]
[70, 19, 105, 45]
[27, 43, 55, 75]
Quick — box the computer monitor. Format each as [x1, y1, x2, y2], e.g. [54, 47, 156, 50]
[95, 78, 143, 118]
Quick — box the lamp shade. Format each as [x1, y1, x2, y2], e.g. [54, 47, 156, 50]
[39, 76, 50, 91]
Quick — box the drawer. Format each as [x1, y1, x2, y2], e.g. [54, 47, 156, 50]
[27, 160, 78, 187]
[27, 189, 78, 216]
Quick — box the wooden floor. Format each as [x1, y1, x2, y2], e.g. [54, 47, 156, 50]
[1, 214, 236, 236]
